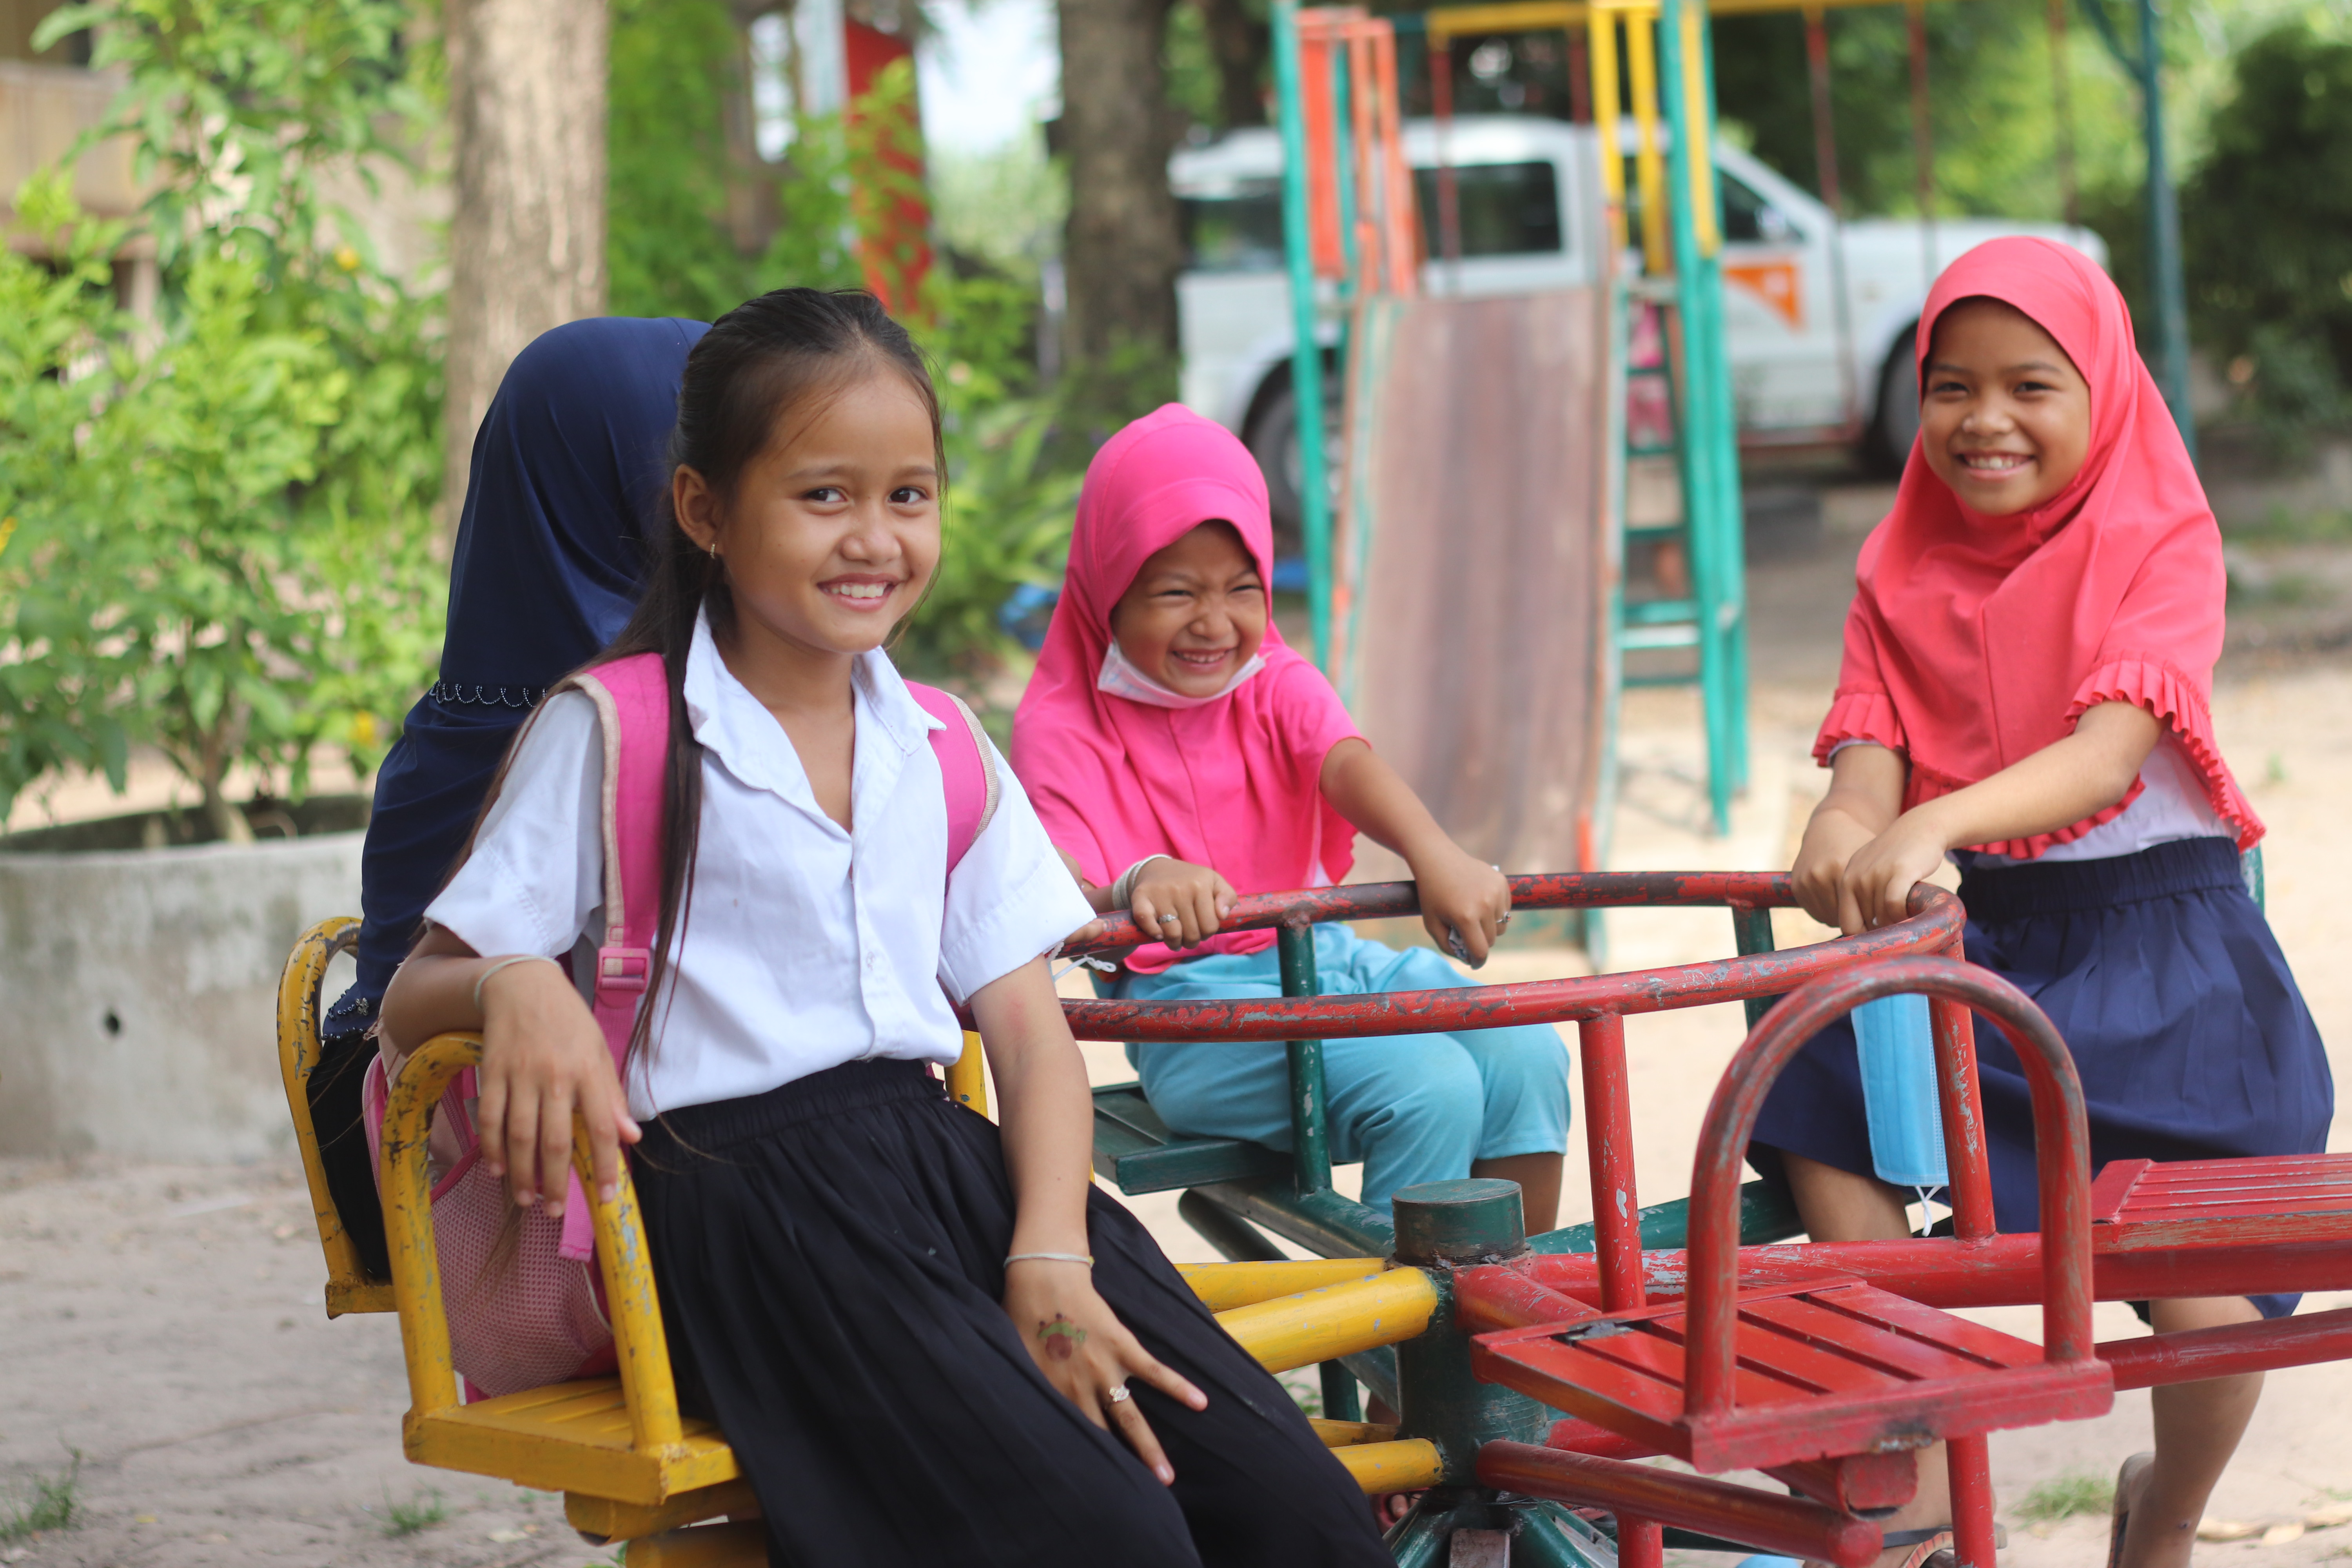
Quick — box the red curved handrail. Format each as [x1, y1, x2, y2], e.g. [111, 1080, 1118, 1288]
[1058, 873, 1964, 1043]
[1681, 956, 2098, 1423]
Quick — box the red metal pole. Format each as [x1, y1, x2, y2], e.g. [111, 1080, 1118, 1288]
[1947, 1436, 1999, 1568]
[1621, 1515, 1666, 1568]
[1477, 1443, 1883, 1568]
[1579, 1013, 1645, 1311]
[2101, 1304, 2352, 1390]
[1429, 35, 1463, 268]
[1932, 991, 1996, 1240]
[1567, 25, 1592, 123]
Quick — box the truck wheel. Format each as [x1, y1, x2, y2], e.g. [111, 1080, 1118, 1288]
[1863, 323, 1920, 477]
[1246, 375, 1341, 559]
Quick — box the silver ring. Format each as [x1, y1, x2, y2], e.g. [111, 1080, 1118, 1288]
[1157, 913, 1180, 924]
[1104, 1383, 1132, 1405]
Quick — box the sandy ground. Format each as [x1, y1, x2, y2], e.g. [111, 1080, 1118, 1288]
[7, 495, 2352, 1566]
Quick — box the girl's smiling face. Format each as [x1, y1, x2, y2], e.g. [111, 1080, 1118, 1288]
[1918, 297, 2092, 516]
[674, 367, 942, 661]
[1109, 521, 1268, 698]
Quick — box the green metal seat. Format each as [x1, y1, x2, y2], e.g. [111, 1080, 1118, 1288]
[1091, 1081, 1294, 1194]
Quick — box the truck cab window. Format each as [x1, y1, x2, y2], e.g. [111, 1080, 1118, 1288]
[1411, 161, 1563, 258]
[1719, 171, 1796, 245]
[1180, 180, 1287, 273]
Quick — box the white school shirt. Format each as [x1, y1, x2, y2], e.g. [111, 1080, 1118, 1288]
[425, 610, 1094, 1120]
[1828, 731, 2230, 865]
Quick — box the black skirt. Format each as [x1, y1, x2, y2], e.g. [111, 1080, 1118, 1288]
[630, 1058, 1392, 1568]
[1751, 837, 2334, 1317]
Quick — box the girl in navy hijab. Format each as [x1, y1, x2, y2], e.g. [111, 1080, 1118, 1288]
[314, 316, 708, 1276]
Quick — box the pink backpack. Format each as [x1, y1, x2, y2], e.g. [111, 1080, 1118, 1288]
[366, 652, 999, 1398]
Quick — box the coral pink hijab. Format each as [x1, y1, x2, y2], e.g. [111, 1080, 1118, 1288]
[1012, 405, 1362, 971]
[1820, 236, 2258, 858]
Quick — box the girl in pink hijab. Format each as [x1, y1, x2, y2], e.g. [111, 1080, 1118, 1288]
[1013, 405, 1571, 1228]
[1752, 240, 2328, 1568]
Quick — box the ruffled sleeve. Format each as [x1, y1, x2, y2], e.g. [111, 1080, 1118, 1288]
[2067, 655, 2263, 850]
[1811, 599, 1908, 766]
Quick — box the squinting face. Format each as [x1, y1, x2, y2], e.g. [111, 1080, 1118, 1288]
[1109, 522, 1268, 699]
[675, 369, 941, 660]
[1917, 298, 2092, 517]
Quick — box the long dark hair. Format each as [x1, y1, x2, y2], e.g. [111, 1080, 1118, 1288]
[600, 287, 943, 1070]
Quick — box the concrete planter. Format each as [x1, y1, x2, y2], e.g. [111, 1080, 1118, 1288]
[0, 832, 363, 1161]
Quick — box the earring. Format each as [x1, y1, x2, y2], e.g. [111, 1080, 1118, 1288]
[706, 542, 719, 561]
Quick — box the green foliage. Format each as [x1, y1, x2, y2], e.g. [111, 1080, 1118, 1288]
[0, 1450, 82, 1540]
[2013, 1470, 2115, 1522]
[2182, 21, 2352, 443]
[607, 0, 766, 320]
[1711, 0, 2136, 222]
[897, 272, 1085, 681]
[5, 0, 440, 835]
[34, 0, 424, 272]
[931, 132, 1068, 288]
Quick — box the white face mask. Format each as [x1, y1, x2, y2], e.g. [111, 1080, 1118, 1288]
[1097, 638, 1267, 709]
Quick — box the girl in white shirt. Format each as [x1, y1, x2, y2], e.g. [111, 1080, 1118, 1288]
[380, 289, 1390, 1567]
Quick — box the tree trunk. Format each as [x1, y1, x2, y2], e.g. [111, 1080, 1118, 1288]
[1195, 0, 1269, 128]
[442, 0, 611, 537]
[1057, 0, 1185, 365]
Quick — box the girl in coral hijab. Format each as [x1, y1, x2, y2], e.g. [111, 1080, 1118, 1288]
[1013, 405, 1571, 1229]
[1753, 239, 2330, 1568]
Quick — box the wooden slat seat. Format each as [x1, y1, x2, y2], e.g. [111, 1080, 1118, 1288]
[1092, 1081, 1291, 1194]
[2094, 1154, 2352, 1230]
[1471, 1276, 2113, 1474]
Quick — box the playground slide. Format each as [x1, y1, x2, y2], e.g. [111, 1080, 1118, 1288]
[1334, 286, 1618, 880]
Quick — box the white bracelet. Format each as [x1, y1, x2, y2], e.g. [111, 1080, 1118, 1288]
[1108, 855, 1171, 910]
[1004, 1251, 1094, 1268]
[472, 954, 561, 1015]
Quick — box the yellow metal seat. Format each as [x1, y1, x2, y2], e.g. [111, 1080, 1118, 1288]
[276, 917, 1432, 1564]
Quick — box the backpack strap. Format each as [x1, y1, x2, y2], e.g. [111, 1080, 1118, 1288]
[905, 682, 999, 877]
[551, 650, 670, 1263]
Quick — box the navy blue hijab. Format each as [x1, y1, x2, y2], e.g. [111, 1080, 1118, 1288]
[329, 314, 707, 1033]
[316, 316, 706, 1276]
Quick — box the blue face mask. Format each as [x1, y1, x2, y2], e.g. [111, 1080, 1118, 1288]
[1853, 992, 1948, 1197]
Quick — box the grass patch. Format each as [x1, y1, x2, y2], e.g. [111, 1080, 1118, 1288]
[0, 1451, 82, 1541]
[378, 1486, 448, 1538]
[2015, 1471, 2115, 1522]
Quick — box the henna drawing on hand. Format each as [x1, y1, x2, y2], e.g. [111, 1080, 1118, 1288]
[1037, 1313, 1088, 1361]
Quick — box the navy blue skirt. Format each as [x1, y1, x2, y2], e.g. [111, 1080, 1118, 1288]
[1750, 836, 2332, 1319]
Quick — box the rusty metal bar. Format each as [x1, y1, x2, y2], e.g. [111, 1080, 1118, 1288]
[1947, 1436, 1998, 1568]
[1580, 1013, 1646, 1311]
[1682, 960, 2098, 1423]
[1278, 920, 1334, 1195]
[2101, 1305, 2352, 1390]
[1477, 1442, 1884, 1567]
[1056, 877, 1963, 1042]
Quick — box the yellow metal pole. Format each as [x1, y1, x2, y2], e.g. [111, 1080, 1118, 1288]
[576, 1121, 688, 1457]
[275, 916, 391, 1317]
[1589, 3, 1628, 254]
[1625, 9, 1671, 275]
[1212, 1266, 1441, 1373]
[1335, 1438, 1449, 1493]
[945, 1031, 989, 1118]
[1178, 1258, 1389, 1310]
[1679, 0, 1720, 256]
[382, 1033, 476, 1423]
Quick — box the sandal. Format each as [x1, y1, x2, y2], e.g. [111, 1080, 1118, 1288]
[2109, 1452, 2154, 1568]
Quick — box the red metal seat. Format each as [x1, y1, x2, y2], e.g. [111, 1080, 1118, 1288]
[1474, 1274, 2110, 1472]
[1472, 958, 2115, 1477]
[2094, 1154, 2352, 1230]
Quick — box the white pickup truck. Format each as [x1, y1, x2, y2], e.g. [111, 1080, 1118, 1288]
[1172, 114, 2106, 527]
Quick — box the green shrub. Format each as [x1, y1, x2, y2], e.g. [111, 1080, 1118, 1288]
[4, 0, 441, 837]
[2183, 22, 2352, 446]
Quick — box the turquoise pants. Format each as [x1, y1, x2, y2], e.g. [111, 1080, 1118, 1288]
[1111, 923, 1573, 1215]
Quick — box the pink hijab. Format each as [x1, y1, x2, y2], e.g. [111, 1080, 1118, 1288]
[1819, 237, 2259, 858]
[1012, 405, 1362, 971]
